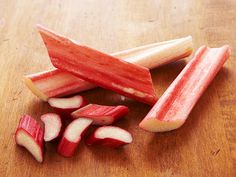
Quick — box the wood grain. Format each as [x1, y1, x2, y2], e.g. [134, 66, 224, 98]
[0, 0, 235, 176]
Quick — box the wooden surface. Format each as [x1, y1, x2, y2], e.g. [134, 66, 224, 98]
[0, 0, 235, 176]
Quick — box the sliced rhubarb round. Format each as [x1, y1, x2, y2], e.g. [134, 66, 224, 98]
[57, 118, 92, 157]
[40, 113, 62, 142]
[15, 115, 44, 163]
[86, 126, 133, 148]
[48, 95, 87, 117]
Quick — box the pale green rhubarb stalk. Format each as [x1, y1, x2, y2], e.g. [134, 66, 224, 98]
[139, 45, 231, 132]
[25, 30, 192, 101]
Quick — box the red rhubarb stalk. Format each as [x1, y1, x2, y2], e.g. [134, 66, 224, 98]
[86, 126, 133, 148]
[71, 104, 129, 125]
[15, 115, 44, 163]
[48, 95, 87, 118]
[25, 28, 192, 101]
[139, 45, 231, 132]
[57, 118, 92, 157]
[37, 25, 157, 105]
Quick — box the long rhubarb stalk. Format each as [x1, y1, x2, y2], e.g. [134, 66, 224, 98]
[139, 45, 231, 132]
[25, 36, 192, 101]
[37, 25, 157, 105]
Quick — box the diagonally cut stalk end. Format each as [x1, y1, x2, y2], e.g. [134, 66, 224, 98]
[24, 76, 48, 101]
[139, 118, 185, 132]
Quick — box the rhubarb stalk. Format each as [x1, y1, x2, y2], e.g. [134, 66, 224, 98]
[37, 25, 157, 105]
[25, 35, 192, 101]
[139, 45, 231, 132]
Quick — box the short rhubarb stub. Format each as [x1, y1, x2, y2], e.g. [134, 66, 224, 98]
[95, 126, 132, 143]
[64, 118, 92, 142]
[15, 115, 44, 163]
[41, 113, 62, 142]
[71, 104, 129, 125]
[57, 118, 93, 157]
[48, 95, 87, 117]
[87, 126, 133, 148]
[48, 95, 86, 110]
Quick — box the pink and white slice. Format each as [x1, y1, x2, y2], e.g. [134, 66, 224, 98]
[40, 113, 62, 142]
[86, 126, 133, 148]
[48, 95, 87, 117]
[57, 118, 92, 157]
[15, 115, 44, 163]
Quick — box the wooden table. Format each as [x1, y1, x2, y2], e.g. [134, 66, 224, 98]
[0, 0, 235, 176]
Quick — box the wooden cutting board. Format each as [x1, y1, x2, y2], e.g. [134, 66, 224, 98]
[0, 0, 235, 176]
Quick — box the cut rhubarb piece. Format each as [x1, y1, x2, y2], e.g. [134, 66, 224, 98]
[139, 45, 231, 132]
[37, 25, 157, 105]
[71, 104, 129, 125]
[57, 118, 92, 157]
[25, 36, 192, 101]
[48, 95, 87, 117]
[40, 113, 62, 142]
[86, 126, 132, 148]
[15, 115, 44, 163]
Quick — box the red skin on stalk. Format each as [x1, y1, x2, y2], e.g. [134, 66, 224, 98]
[139, 45, 231, 132]
[24, 36, 193, 101]
[71, 104, 129, 125]
[37, 25, 157, 105]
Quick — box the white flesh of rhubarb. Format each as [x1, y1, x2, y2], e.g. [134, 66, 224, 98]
[65, 118, 93, 142]
[16, 130, 43, 162]
[48, 96, 83, 109]
[96, 127, 132, 143]
[41, 114, 62, 141]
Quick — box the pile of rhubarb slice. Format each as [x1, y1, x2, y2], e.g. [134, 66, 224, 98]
[15, 25, 231, 163]
[16, 96, 132, 162]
